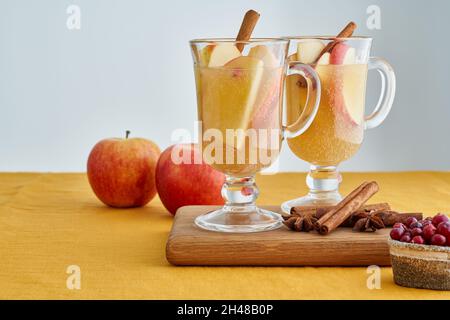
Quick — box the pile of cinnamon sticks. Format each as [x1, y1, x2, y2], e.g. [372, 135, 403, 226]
[283, 181, 423, 235]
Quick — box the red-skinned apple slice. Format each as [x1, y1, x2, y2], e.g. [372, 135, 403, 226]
[331, 72, 365, 126]
[248, 46, 281, 132]
[250, 68, 282, 131]
[329, 44, 365, 126]
[329, 42, 356, 65]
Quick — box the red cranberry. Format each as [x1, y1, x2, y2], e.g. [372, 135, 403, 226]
[421, 220, 432, 227]
[437, 221, 450, 238]
[423, 224, 437, 241]
[411, 236, 425, 244]
[393, 223, 406, 229]
[432, 214, 449, 227]
[411, 227, 423, 237]
[390, 227, 404, 240]
[430, 234, 447, 246]
[400, 234, 412, 243]
[409, 221, 423, 229]
[405, 217, 418, 227]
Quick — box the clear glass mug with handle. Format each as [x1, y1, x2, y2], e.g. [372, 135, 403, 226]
[282, 36, 396, 213]
[190, 38, 321, 232]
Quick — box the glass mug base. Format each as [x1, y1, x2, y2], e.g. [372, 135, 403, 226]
[281, 191, 342, 214]
[195, 206, 283, 233]
[281, 165, 342, 214]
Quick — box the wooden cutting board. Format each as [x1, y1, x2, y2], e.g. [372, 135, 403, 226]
[166, 206, 391, 266]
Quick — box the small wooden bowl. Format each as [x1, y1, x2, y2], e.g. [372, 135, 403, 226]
[388, 238, 450, 290]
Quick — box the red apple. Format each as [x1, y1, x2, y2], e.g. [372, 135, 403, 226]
[155, 143, 225, 215]
[87, 131, 160, 208]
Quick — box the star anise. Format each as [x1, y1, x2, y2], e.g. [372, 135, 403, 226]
[282, 212, 318, 232]
[352, 211, 385, 232]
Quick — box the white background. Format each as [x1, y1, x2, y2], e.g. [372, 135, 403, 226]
[1, 0, 449, 172]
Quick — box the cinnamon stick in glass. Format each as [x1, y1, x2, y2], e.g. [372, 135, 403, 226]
[236, 10, 260, 52]
[314, 21, 356, 63]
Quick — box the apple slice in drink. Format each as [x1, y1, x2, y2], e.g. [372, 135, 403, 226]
[207, 43, 241, 67]
[329, 43, 365, 126]
[285, 74, 308, 129]
[317, 52, 330, 65]
[297, 40, 325, 64]
[287, 53, 298, 63]
[248, 45, 281, 132]
[248, 45, 279, 67]
[249, 68, 283, 137]
[201, 56, 264, 150]
[199, 44, 215, 66]
[330, 42, 356, 65]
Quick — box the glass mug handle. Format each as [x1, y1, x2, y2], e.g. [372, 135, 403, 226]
[364, 57, 396, 129]
[283, 63, 321, 138]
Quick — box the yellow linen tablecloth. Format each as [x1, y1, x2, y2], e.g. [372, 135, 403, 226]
[0, 172, 449, 300]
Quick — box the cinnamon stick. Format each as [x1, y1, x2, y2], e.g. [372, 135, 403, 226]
[236, 10, 260, 52]
[321, 203, 391, 227]
[335, 21, 357, 38]
[374, 211, 423, 226]
[290, 203, 390, 219]
[316, 181, 379, 235]
[314, 21, 356, 63]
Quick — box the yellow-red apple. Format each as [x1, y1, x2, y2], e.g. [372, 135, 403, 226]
[155, 143, 225, 215]
[87, 131, 160, 208]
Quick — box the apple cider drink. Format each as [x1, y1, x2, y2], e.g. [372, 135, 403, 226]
[286, 62, 367, 166]
[191, 37, 306, 233]
[195, 49, 283, 176]
[191, 33, 322, 232]
[281, 29, 396, 211]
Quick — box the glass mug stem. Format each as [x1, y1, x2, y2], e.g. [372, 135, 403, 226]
[221, 176, 259, 212]
[305, 165, 342, 204]
[281, 165, 342, 213]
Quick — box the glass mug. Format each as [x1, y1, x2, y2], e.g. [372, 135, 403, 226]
[190, 38, 321, 232]
[282, 36, 396, 213]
